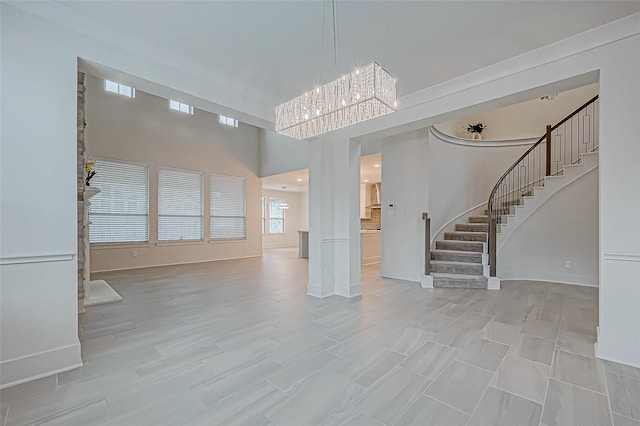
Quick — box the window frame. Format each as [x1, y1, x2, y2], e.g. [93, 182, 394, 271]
[104, 79, 136, 98]
[157, 166, 204, 242]
[169, 99, 194, 115]
[261, 197, 266, 234]
[219, 115, 239, 127]
[267, 197, 286, 235]
[88, 157, 149, 245]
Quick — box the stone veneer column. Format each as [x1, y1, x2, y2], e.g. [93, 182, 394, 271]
[77, 71, 87, 313]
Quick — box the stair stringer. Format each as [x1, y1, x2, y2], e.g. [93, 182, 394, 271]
[496, 152, 599, 255]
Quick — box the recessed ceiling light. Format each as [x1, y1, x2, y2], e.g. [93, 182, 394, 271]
[373, 164, 380, 167]
[363, 179, 369, 183]
[297, 178, 303, 182]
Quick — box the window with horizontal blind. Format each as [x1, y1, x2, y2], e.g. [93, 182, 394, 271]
[269, 197, 285, 234]
[261, 197, 266, 234]
[210, 174, 246, 240]
[89, 160, 149, 243]
[158, 168, 203, 241]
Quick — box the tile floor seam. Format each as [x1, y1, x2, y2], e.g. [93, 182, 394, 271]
[491, 381, 546, 407]
[551, 376, 609, 396]
[602, 365, 617, 426]
[553, 346, 595, 359]
[538, 341, 558, 426]
[611, 411, 640, 424]
[512, 348, 557, 369]
[464, 383, 493, 425]
[455, 358, 501, 375]
[464, 340, 515, 424]
[415, 392, 473, 419]
[421, 352, 460, 396]
[602, 364, 640, 381]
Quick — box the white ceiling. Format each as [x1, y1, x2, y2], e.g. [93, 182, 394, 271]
[54, 1, 640, 111]
[262, 153, 381, 192]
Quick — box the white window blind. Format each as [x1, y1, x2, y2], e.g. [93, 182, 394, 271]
[269, 197, 285, 233]
[89, 160, 148, 243]
[210, 175, 246, 239]
[158, 168, 203, 241]
[261, 197, 266, 234]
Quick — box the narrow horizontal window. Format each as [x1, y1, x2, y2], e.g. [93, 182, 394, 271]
[219, 115, 238, 127]
[169, 99, 193, 115]
[104, 80, 135, 98]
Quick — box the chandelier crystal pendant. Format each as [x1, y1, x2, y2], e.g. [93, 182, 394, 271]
[275, 62, 397, 140]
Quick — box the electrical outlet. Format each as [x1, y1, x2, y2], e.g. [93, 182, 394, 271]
[565, 260, 571, 268]
[132, 250, 137, 257]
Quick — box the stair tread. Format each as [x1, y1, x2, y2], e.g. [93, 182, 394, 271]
[431, 249, 482, 255]
[432, 273, 488, 281]
[431, 260, 483, 266]
[446, 231, 487, 235]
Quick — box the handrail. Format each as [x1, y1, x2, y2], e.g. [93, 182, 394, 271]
[423, 212, 431, 275]
[487, 95, 599, 277]
[550, 95, 599, 132]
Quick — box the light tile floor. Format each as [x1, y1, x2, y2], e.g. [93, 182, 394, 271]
[1, 248, 639, 426]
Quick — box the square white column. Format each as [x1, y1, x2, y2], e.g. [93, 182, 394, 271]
[308, 134, 362, 298]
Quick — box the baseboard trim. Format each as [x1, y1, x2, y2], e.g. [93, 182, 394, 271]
[336, 282, 362, 298]
[421, 275, 434, 289]
[0, 342, 82, 389]
[362, 256, 381, 266]
[488, 276, 501, 290]
[596, 339, 640, 370]
[498, 272, 598, 287]
[307, 283, 334, 298]
[92, 254, 263, 273]
[0, 252, 75, 265]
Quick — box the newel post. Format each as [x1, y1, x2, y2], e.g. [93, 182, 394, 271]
[546, 125, 552, 176]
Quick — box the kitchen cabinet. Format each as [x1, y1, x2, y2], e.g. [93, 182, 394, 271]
[360, 183, 371, 219]
[361, 230, 381, 264]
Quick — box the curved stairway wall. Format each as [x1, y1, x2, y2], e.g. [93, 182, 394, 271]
[426, 126, 533, 251]
[497, 153, 599, 286]
[380, 127, 533, 282]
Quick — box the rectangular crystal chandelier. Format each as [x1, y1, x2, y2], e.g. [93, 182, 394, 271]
[275, 62, 397, 140]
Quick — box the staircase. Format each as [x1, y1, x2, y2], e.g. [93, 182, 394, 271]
[431, 217, 488, 288]
[427, 94, 599, 289]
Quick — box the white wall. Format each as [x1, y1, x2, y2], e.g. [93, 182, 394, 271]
[380, 131, 429, 282]
[499, 168, 599, 286]
[426, 133, 530, 243]
[262, 189, 301, 249]
[380, 130, 528, 282]
[1, 4, 82, 388]
[85, 75, 263, 272]
[298, 191, 309, 231]
[259, 130, 310, 177]
[438, 83, 600, 140]
[596, 34, 640, 368]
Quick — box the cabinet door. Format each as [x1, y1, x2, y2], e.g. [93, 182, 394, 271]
[360, 184, 367, 219]
[360, 184, 371, 219]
